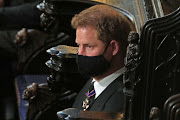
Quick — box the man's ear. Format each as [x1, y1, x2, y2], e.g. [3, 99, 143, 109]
[110, 40, 119, 56]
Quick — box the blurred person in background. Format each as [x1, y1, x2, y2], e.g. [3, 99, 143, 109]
[0, 0, 42, 119]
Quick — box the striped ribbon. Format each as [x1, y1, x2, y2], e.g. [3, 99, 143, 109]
[85, 89, 95, 98]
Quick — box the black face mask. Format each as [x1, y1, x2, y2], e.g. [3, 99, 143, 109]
[76, 44, 111, 77]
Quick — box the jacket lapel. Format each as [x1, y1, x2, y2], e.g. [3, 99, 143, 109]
[72, 78, 93, 110]
[90, 75, 123, 111]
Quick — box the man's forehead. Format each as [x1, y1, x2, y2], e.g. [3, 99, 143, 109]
[76, 27, 100, 42]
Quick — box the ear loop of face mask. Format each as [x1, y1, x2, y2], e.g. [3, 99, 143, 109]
[101, 41, 111, 55]
[101, 41, 113, 65]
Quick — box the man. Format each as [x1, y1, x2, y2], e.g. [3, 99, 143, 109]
[72, 5, 132, 112]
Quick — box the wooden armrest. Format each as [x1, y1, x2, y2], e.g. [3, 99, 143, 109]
[57, 108, 123, 120]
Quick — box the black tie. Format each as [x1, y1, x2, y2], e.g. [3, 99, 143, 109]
[82, 82, 96, 111]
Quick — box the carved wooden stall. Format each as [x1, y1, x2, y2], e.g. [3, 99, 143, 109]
[53, 0, 180, 120]
[14, 0, 180, 120]
[16, 0, 137, 120]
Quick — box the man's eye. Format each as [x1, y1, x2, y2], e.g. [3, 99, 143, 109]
[88, 46, 92, 48]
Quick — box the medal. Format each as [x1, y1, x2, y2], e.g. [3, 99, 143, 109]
[82, 84, 96, 111]
[82, 89, 95, 111]
[82, 98, 90, 111]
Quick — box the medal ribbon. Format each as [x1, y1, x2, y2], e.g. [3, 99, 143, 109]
[85, 89, 95, 98]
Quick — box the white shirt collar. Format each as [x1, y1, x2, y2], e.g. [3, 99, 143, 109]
[92, 67, 124, 98]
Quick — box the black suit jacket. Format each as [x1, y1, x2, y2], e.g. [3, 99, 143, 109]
[73, 75, 124, 112]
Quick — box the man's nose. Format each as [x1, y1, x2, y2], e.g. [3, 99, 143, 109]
[78, 46, 85, 55]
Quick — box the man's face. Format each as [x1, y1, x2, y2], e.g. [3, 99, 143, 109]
[76, 26, 107, 57]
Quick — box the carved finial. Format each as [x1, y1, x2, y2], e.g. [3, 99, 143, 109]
[128, 31, 139, 44]
[126, 31, 140, 60]
[22, 83, 39, 101]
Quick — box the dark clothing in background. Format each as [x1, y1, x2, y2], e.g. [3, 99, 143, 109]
[0, 1, 42, 30]
[0, 0, 42, 59]
[0, 30, 18, 59]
